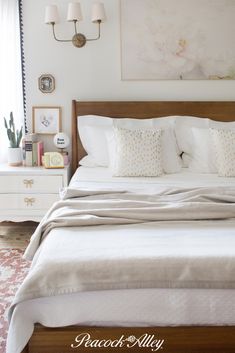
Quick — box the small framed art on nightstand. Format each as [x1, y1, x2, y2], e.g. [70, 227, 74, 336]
[32, 106, 61, 135]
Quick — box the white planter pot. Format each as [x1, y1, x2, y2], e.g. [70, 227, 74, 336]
[8, 147, 22, 166]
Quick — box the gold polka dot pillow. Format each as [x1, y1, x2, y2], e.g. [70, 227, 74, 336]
[210, 128, 235, 177]
[111, 127, 163, 177]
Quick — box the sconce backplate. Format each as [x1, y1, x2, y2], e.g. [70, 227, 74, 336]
[72, 33, 86, 48]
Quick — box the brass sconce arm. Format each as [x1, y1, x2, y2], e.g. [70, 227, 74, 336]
[86, 21, 101, 42]
[51, 20, 101, 48]
[52, 23, 72, 43]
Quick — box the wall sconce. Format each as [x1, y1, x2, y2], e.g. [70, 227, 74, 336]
[45, 2, 106, 48]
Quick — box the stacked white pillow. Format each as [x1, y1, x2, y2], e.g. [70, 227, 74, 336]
[175, 117, 235, 175]
[78, 116, 112, 167]
[78, 115, 182, 176]
[175, 116, 210, 170]
[188, 127, 217, 173]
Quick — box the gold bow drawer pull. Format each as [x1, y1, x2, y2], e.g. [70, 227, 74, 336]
[23, 179, 34, 188]
[24, 198, 35, 206]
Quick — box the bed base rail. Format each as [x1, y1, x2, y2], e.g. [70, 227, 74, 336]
[22, 325, 235, 353]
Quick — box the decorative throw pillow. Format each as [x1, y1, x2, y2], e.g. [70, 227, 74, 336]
[210, 128, 235, 177]
[111, 127, 163, 177]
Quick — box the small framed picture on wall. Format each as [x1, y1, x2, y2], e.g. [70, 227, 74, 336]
[32, 106, 61, 134]
[38, 74, 55, 93]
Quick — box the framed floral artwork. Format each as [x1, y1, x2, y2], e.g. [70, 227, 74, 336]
[32, 106, 61, 135]
[120, 0, 235, 80]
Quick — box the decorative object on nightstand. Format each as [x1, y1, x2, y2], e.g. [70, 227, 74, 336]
[22, 134, 44, 167]
[38, 74, 55, 93]
[0, 164, 70, 222]
[44, 2, 106, 48]
[53, 132, 70, 165]
[43, 152, 64, 169]
[3, 112, 23, 166]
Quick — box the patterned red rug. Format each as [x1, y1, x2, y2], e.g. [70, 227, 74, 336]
[0, 246, 30, 353]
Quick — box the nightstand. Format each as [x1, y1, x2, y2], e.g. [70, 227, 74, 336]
[0, 164, 70, 222]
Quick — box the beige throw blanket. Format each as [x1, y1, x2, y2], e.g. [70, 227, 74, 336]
[10, 186, 235, 316]
[25, 186, 235, 260]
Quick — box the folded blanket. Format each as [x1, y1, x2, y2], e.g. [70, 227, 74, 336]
[24, 185, 235, 260]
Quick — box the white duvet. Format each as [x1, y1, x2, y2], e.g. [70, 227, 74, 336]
[6, 167, 235, 353]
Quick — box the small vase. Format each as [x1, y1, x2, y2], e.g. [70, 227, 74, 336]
[8, 147, 22, 166]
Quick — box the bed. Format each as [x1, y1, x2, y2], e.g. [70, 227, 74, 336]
[7, 100, 235, 353]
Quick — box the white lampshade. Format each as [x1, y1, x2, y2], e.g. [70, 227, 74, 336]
[67, 2, 83, 22]
[91, 2, 106, 23]
[45, 5, 60, 24]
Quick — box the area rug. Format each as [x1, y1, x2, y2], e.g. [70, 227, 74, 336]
[0, 224, 36, 353]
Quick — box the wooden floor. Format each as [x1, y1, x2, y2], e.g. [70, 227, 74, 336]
[0, 221, 38, 248]
[0, 221, 38, 226]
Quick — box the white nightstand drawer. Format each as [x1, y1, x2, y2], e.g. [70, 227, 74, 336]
[0, 164, 70, 222]
[0, 194, 59, 210]
[0, 175, 63, 193]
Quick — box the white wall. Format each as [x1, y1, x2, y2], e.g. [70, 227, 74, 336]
[23, 0, 235, 151]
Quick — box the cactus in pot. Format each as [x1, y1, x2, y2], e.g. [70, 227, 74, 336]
[4, 112, 23, 166]
[4, 112, 23, 148]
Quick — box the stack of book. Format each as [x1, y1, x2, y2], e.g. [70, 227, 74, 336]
[22, 134, 44, 167]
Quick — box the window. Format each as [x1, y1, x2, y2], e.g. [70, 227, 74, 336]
[0, 0, 24, 162]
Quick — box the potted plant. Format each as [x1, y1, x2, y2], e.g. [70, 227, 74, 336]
[4, 112, 23, 166]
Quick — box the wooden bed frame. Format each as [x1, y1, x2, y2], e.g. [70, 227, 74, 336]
[22, 100, 235, 353]
[71, 100, 235, 174]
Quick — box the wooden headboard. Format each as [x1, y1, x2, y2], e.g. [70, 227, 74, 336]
[71, 100, 235, 175]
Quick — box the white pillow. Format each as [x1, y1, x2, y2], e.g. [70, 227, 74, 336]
[110, 127, 163, 177]
[114, 116, 176, 130]
[161, 129, 182, 173]
[79, 125, 112, 167]
[209, 120, 235, 130]
[188, 127, 217, 173]
[78, 116, 112, 167]
[175, 116, 210, 167]
[78, 115, 181, 173]
[210, 128, 235, 177]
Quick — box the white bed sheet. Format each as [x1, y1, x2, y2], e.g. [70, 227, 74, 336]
[7, 167, 235, 353]
[70, 166, 235, 188]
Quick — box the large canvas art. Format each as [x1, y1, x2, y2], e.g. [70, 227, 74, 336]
[120, 0, 235, 80]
